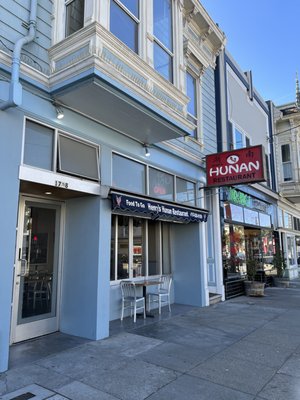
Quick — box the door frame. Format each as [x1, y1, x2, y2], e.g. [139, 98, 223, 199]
[10, 195, 65, 344]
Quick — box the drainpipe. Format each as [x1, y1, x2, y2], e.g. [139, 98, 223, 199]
[0, 0, 37, 111]
[199, 176, 209, 306]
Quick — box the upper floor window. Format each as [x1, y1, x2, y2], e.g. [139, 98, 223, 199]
[153, 0, 173, 82]
[235, 128, 251, 149]
[65, 0, 84, 37]
[186, 71, 198, 138]
[281, 144, 293, 181]
[232, 126, 250, 150]
[110, 0, 140, 53]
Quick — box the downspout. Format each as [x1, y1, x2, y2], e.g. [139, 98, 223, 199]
[0, 0, 37, 111]
[199, 176, 209, 306]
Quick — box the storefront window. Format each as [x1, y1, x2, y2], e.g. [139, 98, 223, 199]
[148, 220, 160, 275]
[296, 237, 300, 266]
[223, 224, 275, 280]
[222, 224, 246, 279]
[110, 215, 171, 281]
[112, 154, 146, 194]
[162, 222, 171, 274]
[176, 177, 195, 206]
[224, 203, 244, 222]
[244, 208, 259, 226]
[287, 236, 296, 266]
[149, 167, 174, 201]
[132, 218, 145, 277]
[117, 215, 130, 280]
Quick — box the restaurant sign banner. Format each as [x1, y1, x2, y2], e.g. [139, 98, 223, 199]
[206, 145, 266, 187]
[111, 192, 208, 223]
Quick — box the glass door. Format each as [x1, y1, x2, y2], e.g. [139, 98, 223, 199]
[11, 198, 62, 343]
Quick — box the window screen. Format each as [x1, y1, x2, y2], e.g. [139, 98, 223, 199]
[58, 134, 99, 181]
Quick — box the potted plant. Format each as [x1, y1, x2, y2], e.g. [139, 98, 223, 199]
[244, 259, 265, 296]
[272, 250, 289, 287]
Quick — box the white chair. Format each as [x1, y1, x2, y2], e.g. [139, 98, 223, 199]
[148, 275, 172, 314]
[120, 280, 145, 323]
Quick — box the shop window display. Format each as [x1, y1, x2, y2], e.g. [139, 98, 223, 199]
[222, 224, 276, 281]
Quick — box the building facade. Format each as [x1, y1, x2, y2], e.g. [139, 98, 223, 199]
[0, 0, 225, 372]
[271, 85, 300, 279]
[215, 50, 278, 298]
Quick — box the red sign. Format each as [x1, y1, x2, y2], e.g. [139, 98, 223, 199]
[206, 145, 266, 187]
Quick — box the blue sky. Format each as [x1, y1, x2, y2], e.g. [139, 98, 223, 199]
[200, 0, 300, 105]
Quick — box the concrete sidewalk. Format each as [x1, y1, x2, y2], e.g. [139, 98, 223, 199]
[1, 283, 300, 399]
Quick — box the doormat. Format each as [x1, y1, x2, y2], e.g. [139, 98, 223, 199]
[0, 384, 54, 400]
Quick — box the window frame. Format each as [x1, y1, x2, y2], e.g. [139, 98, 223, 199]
[281, 143, 293, 182]
[228, 121, 251, 151]
[110, 214, 172, 282]
[65, 0, 85, 38]
[112, 153, 197, 207]
[23, 118, 100, 183]
[109, 0, 140, 54]
[152, 0, 174, 82]
[149, 166, 175, 201]
[112, 153, 146, 194]
[186, 69, 200, 140]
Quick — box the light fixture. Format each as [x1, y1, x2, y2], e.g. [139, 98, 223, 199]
[45, 191, 52, 195]
[55, 105, 64, 120]
[144, 144, 150, 157]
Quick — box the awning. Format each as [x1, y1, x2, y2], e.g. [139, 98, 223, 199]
[111, 191, 208, 223]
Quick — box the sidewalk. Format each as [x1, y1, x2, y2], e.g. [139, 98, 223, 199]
[1, 282, 300, 400]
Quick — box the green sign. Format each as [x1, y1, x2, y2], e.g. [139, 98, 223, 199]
[228, 188, 251, 207]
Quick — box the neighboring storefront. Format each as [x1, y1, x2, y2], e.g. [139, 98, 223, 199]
[1, 113, 214, 373]
[220, 186, 277, 298]
[277, 203, 300, 279]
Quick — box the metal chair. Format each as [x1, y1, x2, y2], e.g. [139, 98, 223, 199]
[120, 280, 145, 322]
[148, 275, 172, 314]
